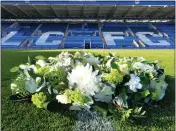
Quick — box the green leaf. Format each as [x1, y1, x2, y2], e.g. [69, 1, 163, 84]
[36, 77, 41, 85]
[28, 56, 31, 64]
[119, 88, 127, 103]
[134, 107, 139, 114]
[10, 66, 19, 72]
[94, 93, 112, 103]
[25, 79, 37, 93]
[35, 56, 46, 60]
[101, 85, 114, 95]
[151, 91, 161, 101]
[140, 74, 150, 84]
[93, 105, 108, 117]
[158, 74, 165, 81]
[141, 111, 146, 116]
[108, 105, 116, 114]
[156, 81, 164, 89]
[141, 61, 148, 64]
[43, 101, 50, 110]
[140, 90, 150, 98]
[137, 107, 142, 113]
[109, 52, 113, 57]
[111, 62, 118, 70]
[134, 93, 142, 101]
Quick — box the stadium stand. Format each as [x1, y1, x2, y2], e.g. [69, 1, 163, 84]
[65, 23, 103, 49]
[28, 23, 67, 49]
[154, 23, 175, 41]
[1, 22, 13, 32]
[1, 1, 175, 49]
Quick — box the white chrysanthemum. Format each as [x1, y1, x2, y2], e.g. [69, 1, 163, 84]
[36, 60, 46, 67]
[56, 95, 69, 104]
[125, 74, 142, 92]
[132, 62, 155, 73]
[67, 64, 101, 96]
[84, 56, 100, 65]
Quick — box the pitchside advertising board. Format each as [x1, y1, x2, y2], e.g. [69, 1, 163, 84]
[2, 31, 172, 46]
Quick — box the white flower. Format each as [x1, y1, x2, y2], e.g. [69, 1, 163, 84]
[36, 60, 46, 67]
[113, 96, 128, 108]
[56, 95, 69, 104]
[10, 83, 17, 90]
[84, 56, 100, 65]
[132, 62, 143, 70]
[137, 57, 146, 62]
[119, 64, 129, 74]
[48, 52, 72, 71]
[57, 52, 72, 67]
[132, 62, 155, 73]
[67, 63, 101, 96]
[125, 74, 142, 92]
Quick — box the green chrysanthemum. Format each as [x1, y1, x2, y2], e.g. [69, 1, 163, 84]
[31, 92, 47, 108]
[104, 69, 124, 84]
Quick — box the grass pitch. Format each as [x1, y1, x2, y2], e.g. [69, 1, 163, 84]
[1, 49, 175, 131]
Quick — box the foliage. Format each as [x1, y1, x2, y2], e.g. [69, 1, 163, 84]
[9, 51, 169, 124]
[10, 73, 29, 96]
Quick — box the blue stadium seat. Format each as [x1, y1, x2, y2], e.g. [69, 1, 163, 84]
[154, 23, 175, 41]
[2, 22, 13, 32]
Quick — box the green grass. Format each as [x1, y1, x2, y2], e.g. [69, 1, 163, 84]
[1, 49, 175, 131]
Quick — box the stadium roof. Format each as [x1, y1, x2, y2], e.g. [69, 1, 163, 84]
[1, 1, 175, 19]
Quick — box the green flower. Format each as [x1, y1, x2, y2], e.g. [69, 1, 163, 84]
[36, 66, 51, 76]
[104, 69, 124, 84]
[31, 92, 47, 108]
[63, 90, 91, 105]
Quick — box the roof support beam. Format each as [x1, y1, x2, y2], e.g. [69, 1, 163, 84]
[138, 6, 150, 17]
[97, 5, 101, 18]
[148, 6, 167, 17]
[108, 5, 117, 18]
[66, 5, 70, 17]
[32, 5, 43, 17]
[50, 5, 58, 17]
[1, 5, 17, 17]
[82, 5, 85, 17]
[124, 6, 134, 17]
[16, 5, 30, 17]
[161, 9, 175, 18]
[166, 12, 175, 18]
